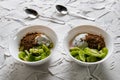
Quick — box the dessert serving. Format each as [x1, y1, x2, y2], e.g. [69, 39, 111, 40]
[9, 25, 58, 65]
[18, 32, 53, 62]
[70, 33, 108, 62]
[63, 24, 113, 65]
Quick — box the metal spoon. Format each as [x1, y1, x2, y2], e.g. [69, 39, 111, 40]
[56, 5, 95, 21]
[24, 8, 65, 24]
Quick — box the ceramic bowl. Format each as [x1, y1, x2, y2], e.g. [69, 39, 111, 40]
[63, 25, 113, 66]
[9, 25, 58, 66]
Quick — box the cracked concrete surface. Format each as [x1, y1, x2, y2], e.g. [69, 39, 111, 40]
[0, 0, 120, 80]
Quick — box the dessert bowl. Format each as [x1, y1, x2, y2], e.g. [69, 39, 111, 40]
[63, 25, 113, 66]
[9, 25, 58, 66]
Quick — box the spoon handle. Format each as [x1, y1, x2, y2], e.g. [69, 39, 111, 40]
[49, 18, 65, 25]
[39, 16, 65, 25]
[69, 12, 95, 21]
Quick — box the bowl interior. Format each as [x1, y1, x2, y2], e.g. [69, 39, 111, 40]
[64, 25, 113, 65]
[9, 25, 58, 64]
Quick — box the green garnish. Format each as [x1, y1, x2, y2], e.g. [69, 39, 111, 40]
[70, 47, 108, 62]
[18, 44, 51, 62]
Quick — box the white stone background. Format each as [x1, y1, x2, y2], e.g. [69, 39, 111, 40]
[0, 0, 120, 80]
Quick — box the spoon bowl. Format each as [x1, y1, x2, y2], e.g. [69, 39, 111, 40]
[56, 5, 68, 15]
[24, 8, 39, 19]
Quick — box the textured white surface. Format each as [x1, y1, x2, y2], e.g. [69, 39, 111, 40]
[0, 0, 120, 80]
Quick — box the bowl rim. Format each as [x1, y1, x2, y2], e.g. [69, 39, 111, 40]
[9, 25, 58, 64]
[63, 24, 114, 65]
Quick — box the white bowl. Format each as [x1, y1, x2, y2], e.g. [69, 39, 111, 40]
[9, 25, 58, 66]
[63, 25, 113, 66]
